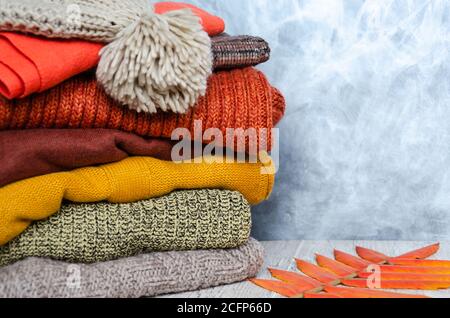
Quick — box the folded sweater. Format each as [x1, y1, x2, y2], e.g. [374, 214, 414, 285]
[0, 67, 285, 152]
[0, 238, 264, 298]
[0, 155, 275, 245]
[0, 190, 251, 266]
[0, 129, 179, 187]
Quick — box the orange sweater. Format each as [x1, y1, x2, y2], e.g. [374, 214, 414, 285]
[0, 67, 285, 152]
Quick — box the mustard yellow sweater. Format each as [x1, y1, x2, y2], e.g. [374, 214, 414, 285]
[0, 156, 274, 245]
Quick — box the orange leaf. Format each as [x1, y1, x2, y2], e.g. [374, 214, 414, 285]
[334, 250, 372, 270]
[342, 278, 450, 290]
[250, 243, 447, 298]
[269, 268, 322, 290]
[389, 259, 450, 268]
[315, 254, 357, 277]
[355, 246, 389, 263]
[304, 292, 343, 298]
[249, 279, 305, 298]
[358, 271, 450, 282]
[323, 285, 428, 298]
[394, 243, 440, 260]
[356, 244, 440, 263]
[296, 259, 340, 284]
[379, 265, 450, 275]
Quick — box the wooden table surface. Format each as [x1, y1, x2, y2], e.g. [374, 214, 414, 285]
[161, 241, 450, 298]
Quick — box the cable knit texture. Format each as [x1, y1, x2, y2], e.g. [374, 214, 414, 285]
[0, 238, 264, 298]
[0, 155, 275, 245]
[0, 0, 224, 114]
[0, 190, 251, 266]
[0, 67, 285, 152]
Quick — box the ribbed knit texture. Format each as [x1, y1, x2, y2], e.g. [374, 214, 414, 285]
[0, 238, 264, 298]
[0, 155, 275, 245]
[212, 34, 271, 70]
[0, 190, 251, 266]
[0, 67, 285, 152]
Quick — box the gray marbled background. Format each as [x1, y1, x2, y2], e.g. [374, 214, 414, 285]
[175, 0, 450, 241]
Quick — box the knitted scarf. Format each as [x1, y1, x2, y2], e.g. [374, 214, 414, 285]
[0, 190, 251, 266]
[0, 67, 285, 152]
[0, 155, 275, 245]
[0, 238, 264, 298]
[0, 0, 225, 114]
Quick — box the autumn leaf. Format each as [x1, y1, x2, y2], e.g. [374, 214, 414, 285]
[250, 243, 448, 298]
[389, 259, 450, 268]
[323, 285, 428, 298]
[334, 249, 371, 270]
[341, 278, 450, 290]
[249, 279, 306, 298]
[357, 271, 450, 282]
[356, 243, 440, 263]
[315, 254, 357, 277]
[296, 259, 340, 284]
[269, 268, 322, 290]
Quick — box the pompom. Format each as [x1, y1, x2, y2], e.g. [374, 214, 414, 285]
[96, 8, 212, 114]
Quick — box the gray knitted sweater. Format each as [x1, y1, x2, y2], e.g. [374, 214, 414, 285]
[0, 189, 251, 266]
[0, 238, 264, 298]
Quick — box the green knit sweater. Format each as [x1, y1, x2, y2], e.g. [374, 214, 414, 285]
[0, 189, 251, 266]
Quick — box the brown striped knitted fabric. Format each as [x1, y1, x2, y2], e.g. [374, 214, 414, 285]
[0, 67, 285, 152]
[212, 34, 271, 70]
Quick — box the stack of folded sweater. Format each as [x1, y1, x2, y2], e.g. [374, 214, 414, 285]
[0, 0, 285, 298]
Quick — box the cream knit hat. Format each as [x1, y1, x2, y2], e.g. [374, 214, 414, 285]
[0, 0, 212, 114]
